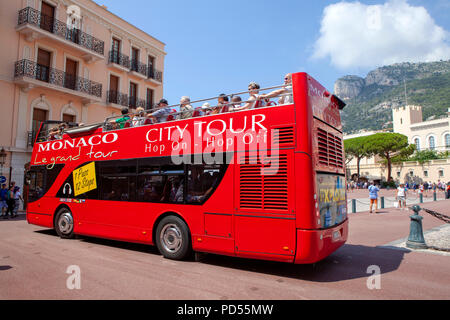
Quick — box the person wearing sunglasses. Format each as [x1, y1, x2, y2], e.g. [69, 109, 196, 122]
[258, 73, 293, 105]
[234, 82, 266, 111]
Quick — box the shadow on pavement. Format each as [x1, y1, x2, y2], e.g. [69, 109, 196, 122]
[33, 228, 409, 282]
[197, 244, 409, 283]
[0, 215, 26, 222]
[34, 229, 160, 255]
[0, 265, 13, 271]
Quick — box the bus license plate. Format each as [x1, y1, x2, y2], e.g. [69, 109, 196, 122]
[332, 230, 340, 241]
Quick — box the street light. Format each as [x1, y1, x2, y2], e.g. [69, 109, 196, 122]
[0, 148, 6, 175]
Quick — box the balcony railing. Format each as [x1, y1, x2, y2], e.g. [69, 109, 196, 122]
[107, 91, 147, 109]
[147, 67, 163, 82]
[18, 7, 104, 56]
[130, 60, 148, 77]
[15, 59, 102, 98]
[108, 50, 130, 69]
[107, 90, 129, 107]
[128, 96, 146, 109]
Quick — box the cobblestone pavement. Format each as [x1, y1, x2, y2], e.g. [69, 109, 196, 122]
[383, 224, 450, 256]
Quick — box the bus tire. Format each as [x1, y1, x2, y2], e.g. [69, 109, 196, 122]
[55, 207, 75, 239]
[155, 215, 191, 260]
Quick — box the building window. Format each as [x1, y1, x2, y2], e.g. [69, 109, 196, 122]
[129, 82, 137, 108]
[111, 38, 121, 64]
[409, 171, 414, 177]
[423, 170, 428, 177]
[131, 47, 140, 72]
[429, 136, 436, 150]
[146, 88, 154, 110]
[439, 170, 444, 177]
[445, 134, 450, 148]
[414, 138, 420, 151]
[63, 113, 75, 123]
[396, 171, 401, 178]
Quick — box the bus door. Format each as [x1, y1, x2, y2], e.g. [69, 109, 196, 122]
[234, 152, 296, 260]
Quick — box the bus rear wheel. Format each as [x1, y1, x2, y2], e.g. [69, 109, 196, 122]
[156, 216, 191, 260]
[55, 207, 75, 239]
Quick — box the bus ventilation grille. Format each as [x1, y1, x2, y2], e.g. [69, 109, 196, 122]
[317, 128, 344, 168]
[272, 126, 295, 147]
[239, 154, 288, 211]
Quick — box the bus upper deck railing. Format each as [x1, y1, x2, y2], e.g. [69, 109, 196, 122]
[35, 83, 292, 143]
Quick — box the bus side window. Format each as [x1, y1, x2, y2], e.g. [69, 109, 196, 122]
[186, 164, 222, 203]
[28, 170, 45, 202]
[98, 160, 137, 202]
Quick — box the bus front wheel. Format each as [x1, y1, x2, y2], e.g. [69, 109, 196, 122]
[155, 216, 191, 260]
[55, 207, 75, 239]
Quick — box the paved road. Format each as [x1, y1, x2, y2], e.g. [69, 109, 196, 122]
[0, 201, 449, 300]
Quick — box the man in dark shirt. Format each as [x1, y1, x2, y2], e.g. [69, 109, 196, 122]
[0, 184, 7, 217]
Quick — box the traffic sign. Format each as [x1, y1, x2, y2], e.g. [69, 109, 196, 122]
[0, 176, 6, 184]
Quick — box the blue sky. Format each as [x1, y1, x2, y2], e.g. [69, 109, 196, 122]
[96, 0, 450, 106]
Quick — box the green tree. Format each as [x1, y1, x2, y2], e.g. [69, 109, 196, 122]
[409, 149, 439, 164]
[344, 136, 371, 181]
[365, 133, 414, 181]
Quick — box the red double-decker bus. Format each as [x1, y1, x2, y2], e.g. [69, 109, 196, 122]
[26, 72, 347, 264]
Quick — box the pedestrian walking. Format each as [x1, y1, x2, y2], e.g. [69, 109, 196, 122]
[446, 182, 450, 200]
[12, 186, 23, 218]
[368, 181, 380, 214]
[4, 186, 15, 219]
[0, 184, 8, 217]
[396, 183, 407, 210]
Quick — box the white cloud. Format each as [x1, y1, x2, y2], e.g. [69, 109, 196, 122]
[312, 0, 450, 69]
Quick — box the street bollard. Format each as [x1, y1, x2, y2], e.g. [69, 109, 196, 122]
[406, 205, 428, 250]
[352, 199, 356, 213]
[433, 192, 437, 201]
[381, 197, 384, 209]
[419, 193, 423, 203]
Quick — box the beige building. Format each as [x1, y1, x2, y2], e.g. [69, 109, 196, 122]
[0, 0, 166, 192]
[345, 105, 450, 183]
[393, 105, 450, 152]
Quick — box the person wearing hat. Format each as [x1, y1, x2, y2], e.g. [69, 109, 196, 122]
[12, 186, 23, 218]
[147, 99, 172, 123]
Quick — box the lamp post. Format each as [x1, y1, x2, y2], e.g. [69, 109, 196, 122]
[0, 148, 6, 176]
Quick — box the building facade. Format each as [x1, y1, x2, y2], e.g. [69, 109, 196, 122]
[393, 105, 450, 152]
[345, 106, 450, 183]
[0, 0, 166, 193]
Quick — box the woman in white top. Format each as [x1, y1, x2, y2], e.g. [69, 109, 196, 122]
[132, 107, 146, 127]
[13, 186, 23, 217]
[397, 183, 407, 210]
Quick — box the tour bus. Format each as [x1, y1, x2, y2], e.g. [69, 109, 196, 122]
[26, 72, 347, 264]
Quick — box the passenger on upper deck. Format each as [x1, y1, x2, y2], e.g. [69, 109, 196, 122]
[202, 102, 211, 115]
[47, 127, 61, 140]
[179, 96, 193, 119]
[231, 95, 242, 110]
[212, 94, 232, 114]
[132, 107, 146, 126]
[258, 73, 293, 105]
[113, 108, 131, 129]
[234, 82, 265, 111]
[146, 99, 171, 123]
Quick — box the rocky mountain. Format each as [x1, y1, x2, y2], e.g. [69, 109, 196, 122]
[336, 60, 450, 133]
